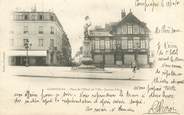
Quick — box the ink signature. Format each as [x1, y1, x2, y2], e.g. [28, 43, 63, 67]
[146, 99, 179, 114]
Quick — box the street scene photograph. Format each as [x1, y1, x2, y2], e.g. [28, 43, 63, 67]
[3, 0, 154, 79]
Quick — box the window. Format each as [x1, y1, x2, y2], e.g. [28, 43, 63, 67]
[140, 40, 146, 49]
[112, 40, 116, 49]
[38, 39, 44, 47]
[128, 40, 133, 49]
[50, 39, 54, 47]
[133, 25, 139, 34]
[116, 39, 121, 49]
[134, 39, 140, 49]
[23, 26, 28, 34]
[133, 37, 140, 49]
[105, 40, 110, 49]
[50, 26, 54, 34]
[24, 15, 28, 20]
[95, 40, 100, 49]
[122, 25, 127, 34]
[99, 40, 105, 49]
[128, 25, 133, 34]
[145, 40, 148, 48]
[10, 39, 14, 46]
[39, 15, 44, 20]
[122, 39, 127, 49]
[39, 26, 43, 34]
[15, 14, 23, 20]
[31, 15, 36, 20]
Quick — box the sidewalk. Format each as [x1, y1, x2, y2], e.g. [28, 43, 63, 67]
[7, 66, 154, 80]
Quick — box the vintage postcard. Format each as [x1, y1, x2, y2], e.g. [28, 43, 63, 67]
[0, 0, 184, 115]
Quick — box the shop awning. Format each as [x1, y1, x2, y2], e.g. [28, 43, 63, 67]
[8, 50, 47, 56]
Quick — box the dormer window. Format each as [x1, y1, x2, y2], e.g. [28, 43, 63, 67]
[128, 25, 133, 34]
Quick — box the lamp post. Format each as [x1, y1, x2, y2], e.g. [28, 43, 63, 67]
[24, 39, 32, 67]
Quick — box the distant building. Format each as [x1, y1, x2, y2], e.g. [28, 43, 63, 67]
[9, 9, 71, 66]
[89, 10, 151, 67]
[73, 46, 83, 65]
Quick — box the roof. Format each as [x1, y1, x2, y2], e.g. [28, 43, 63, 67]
[13, 11, 64, 32]
[90, 11, 151, 37]
[113, 12, 150, 32]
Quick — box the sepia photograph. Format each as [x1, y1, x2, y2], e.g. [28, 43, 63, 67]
[0, 0, 184, 115]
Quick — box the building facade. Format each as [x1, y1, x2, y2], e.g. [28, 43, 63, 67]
[9, 10, 71, 66]
[89, 10, 151, 67]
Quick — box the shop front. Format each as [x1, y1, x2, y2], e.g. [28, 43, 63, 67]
[8, 50, 47, 66]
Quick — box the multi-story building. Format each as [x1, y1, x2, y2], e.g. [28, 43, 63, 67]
[89, 10, 151, 67]
[9, 9, 71, 66]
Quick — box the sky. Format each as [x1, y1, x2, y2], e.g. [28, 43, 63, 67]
[0, 0, 184, 57]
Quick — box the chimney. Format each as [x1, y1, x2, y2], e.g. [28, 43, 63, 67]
[31, 4, 37, 12]
[121, 9, 126, 19]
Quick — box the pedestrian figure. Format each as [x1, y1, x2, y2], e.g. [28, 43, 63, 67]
[130, 61, 136, 79]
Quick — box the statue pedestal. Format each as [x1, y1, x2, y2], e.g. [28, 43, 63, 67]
[78, 39, 96, 69]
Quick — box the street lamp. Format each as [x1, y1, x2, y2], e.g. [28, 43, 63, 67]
[24, 39, 32, 67]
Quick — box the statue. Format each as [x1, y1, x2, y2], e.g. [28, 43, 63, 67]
[83, 16, 91, 39]
[78, 15, 96, 69]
